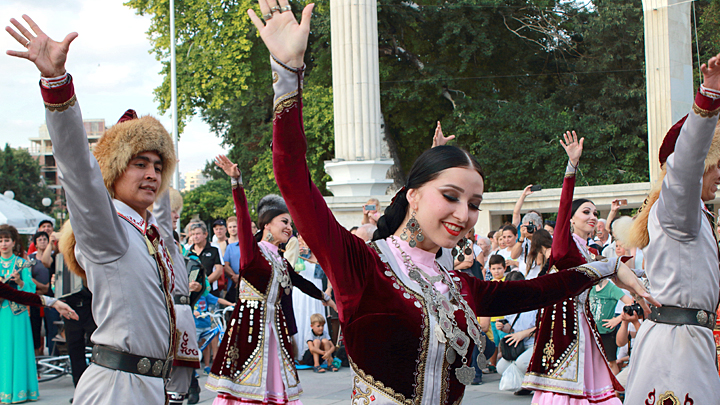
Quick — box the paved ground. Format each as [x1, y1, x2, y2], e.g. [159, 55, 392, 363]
[34, 368, 532, 404]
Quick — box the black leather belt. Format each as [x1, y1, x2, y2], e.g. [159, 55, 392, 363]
[649, 305, 717, 330]
[91, 344, 172, 379]
[174, 295, 190, 305]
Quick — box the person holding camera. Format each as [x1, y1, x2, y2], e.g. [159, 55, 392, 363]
[511, 212, 543, 275]
[614, 303, 643, 390]
[361, 199, 381, 226]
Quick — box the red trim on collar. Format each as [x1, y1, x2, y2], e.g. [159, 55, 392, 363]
[117, 212, 147, 235]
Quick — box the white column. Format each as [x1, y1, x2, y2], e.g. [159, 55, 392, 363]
[326, 0, 393, 197]
[643, 0, 694, 184]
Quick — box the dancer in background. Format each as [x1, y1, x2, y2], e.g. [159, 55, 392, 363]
[206, 155, 335, 405]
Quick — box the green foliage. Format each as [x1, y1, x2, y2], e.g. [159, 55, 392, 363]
[128, 0, 710, 198]
[179, 179, 234, 227]
[0, 144, 54, 213]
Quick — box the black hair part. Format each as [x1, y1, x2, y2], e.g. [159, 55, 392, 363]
[373, 145, 484, 241]
[571, 198, 594, 218]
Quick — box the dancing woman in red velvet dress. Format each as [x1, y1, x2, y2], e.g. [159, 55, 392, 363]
[206, 156, 335, 405]
[522, 132, 658, 404]
[246, 2, 651, 403]
[0, 281, 77, 319]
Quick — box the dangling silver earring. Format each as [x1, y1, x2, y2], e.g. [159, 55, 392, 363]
[265, 232, 274, 243]
[570, 222, 575, 235]
[400, 211, 424, 248]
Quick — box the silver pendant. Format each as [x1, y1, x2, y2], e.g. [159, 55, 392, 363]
[476, 353, 488, 370]
[446, 347, 457, 364]
[455, 364, 475, 386]
[434, 324, 447, 343]
[284, 287, 291, 295]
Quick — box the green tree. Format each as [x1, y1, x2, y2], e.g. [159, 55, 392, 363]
[180, 179, 235, 228]
[0, 144, 55, 213]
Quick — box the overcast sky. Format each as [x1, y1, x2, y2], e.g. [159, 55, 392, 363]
[0, 0, 228, 175]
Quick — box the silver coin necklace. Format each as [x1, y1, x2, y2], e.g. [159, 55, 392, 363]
[391, 237, 487, 386]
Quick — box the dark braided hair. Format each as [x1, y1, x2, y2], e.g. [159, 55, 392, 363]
[372, 145, 484, 241]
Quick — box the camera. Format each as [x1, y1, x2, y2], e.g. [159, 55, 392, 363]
[623, 303, 644, 317]
[525, 223, 535, 234]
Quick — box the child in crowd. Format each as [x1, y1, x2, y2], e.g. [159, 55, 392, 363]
[302, 313, 338, 373]
[487, 255, 507, 371]
[193, 291, 232, 374]
[589, 279, 633, 374]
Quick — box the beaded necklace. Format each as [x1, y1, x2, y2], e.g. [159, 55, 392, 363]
[390, 237, 486, 385]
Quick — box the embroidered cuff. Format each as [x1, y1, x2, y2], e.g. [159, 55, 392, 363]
[564, 160, 577, 177]
[271, 55, 305, 119]
[323, 293, 331, 302]
[40, 73, 76, 112]
[573, 257, 619, 281]
[40, 295, 57, 308]
[231, 176, 243, 189]
[693, 89, 720, 118]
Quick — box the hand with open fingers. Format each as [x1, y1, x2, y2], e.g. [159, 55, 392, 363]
[613, 261, 660, 316]
[215, 155, 241, 178]
[432, 121, 455, 148]
[52, 300, 79, 321]
[247, 0, 314, 68]
[701, 53, 720, 91]
[560, 130, 584, 168]
[5, 15, 77, 77]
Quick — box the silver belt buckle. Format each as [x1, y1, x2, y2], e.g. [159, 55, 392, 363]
[180, 296, 189, 305]
[137, 357, 151, 375]
[697, 310, 709, 327]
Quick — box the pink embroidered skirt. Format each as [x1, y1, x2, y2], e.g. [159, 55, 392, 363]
[531, 312, 621, 405]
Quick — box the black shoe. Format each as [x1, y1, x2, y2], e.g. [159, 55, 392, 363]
[514, 388, 532, 396]
[187, 386, 200, 404]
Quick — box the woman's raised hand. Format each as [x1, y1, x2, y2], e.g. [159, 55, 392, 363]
[5, 15, 77, 78]
[215, 155, 241, 179]
[248, 1, 314, 68]
[559, 130, 584, 168]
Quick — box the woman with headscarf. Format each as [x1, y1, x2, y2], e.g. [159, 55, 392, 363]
[205, 156, 336, 405]
[248, 3, 651, 403]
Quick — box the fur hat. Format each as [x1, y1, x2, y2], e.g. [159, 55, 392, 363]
[59, 110, 177, 278]
[256, 194, 289, 230]
[621, 117, 720, 248]
[169, 187, 183, 216]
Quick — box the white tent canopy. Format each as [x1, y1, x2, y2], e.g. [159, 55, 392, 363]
[0, 194, 54, 234]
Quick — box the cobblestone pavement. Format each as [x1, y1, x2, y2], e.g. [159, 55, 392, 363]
[33, 368, 532, 404]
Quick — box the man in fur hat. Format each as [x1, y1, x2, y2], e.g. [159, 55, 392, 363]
[7, 16, 180, 404]
[619, 54, 720, 403]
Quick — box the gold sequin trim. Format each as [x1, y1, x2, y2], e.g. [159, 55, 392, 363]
[350, 359, 413, 405]
[44, 94, 77, 112]
[692, 102, 720, 118]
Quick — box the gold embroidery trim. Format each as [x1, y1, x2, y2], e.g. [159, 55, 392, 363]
[44, 94, 77, 112]
[273, 93, 299, 118]
[573, 265, 600, 281]
[692, 102, 720, 118]
[350, 359, 413, 405]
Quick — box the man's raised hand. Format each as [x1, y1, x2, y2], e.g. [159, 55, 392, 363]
[247, 0, 314, 68]
[6, 15, 77, 78]
[701, 53, 720, 91]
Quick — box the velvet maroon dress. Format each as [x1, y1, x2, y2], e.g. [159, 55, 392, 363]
[268, 55, 622, 404]
[522, 164, 623, 404]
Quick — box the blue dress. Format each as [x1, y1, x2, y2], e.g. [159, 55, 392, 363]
[0, 256, 39, 403]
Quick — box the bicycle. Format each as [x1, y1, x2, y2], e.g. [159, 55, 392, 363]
[36, 346, 91, 382]
[197, 306, 233, 352]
